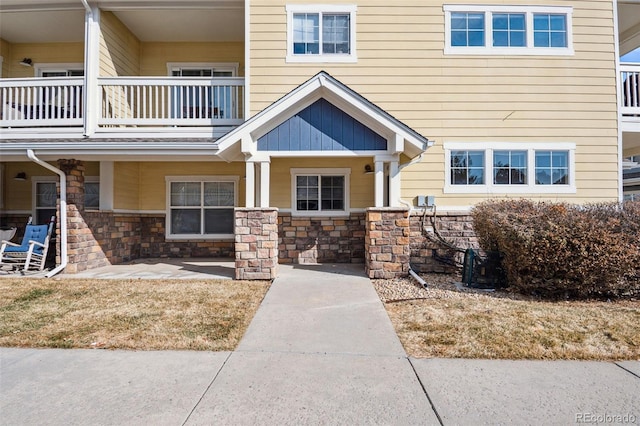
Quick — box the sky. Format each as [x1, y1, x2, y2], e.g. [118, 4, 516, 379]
[621, 47, 640, 62]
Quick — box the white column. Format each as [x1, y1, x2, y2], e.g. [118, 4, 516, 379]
[83, 6, 100, 137]
[259, 161, 270, 207]
[374, 160, 384, 207]
[389, 158, 400, 207]
[245, 161, 255, 208]
[99, 161, 114, 210]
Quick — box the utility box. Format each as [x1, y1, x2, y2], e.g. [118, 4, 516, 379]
[417, 195, 435, 207]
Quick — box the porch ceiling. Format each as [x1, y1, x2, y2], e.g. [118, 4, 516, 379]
[0, 0, 244, 44]
[619, 2, 640, 55]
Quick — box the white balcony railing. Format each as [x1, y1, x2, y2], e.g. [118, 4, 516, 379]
[621, 64, 640, 119]
[0, 77, 84, 128]
[1, 76, 245, 131]
[98, 77, 244, 127]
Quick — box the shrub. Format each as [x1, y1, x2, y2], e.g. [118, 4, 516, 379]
[471, 200, 640, 299]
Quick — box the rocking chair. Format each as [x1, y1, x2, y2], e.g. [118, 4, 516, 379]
[0, 216, 55, 272]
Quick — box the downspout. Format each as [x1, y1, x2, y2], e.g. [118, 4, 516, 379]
[27, 150, 68, 277]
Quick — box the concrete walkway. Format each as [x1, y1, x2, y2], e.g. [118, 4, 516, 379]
[1, 263, 639, 425]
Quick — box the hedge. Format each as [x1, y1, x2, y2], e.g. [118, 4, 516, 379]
[471, 200, 640, 299]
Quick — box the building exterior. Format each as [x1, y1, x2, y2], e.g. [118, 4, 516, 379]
[1, 0, 639, 278]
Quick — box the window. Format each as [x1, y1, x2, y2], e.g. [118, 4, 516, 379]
[287, 5, 357, 63]
[451, 12, 485, 47]
[444, 5, 573, 55]
[85, 178, 99, 210]
[166, 177, 238, 239]
[451, 151, 485, 185]
[494, 150, 527, 184]
[533, 14, 567, 48]
[444, 142, 575, 194]
[291, 168, 350, 216]
[493, 13, 526, 47]
[168, 63, 237, 120]
[33, 179, 57, 225]
[535, 151, 568, 185]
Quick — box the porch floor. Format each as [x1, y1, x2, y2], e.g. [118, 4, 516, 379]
[56, 258, 236, 280]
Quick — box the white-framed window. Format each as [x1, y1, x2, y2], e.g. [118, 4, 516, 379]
[165, 176, 239, 239]
[286, 4, 357, 63]
[444, 5, 573, 55]
[290, 168, 350, 216]
[444, 142, 576, 194]
[85, 177, 100, 210]
[167, 63, 238, 120]
[32, 177, 57, 225]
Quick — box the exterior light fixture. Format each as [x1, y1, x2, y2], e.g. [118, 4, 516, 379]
[13, 172, 27, 181]
[19, 58, 33, 67]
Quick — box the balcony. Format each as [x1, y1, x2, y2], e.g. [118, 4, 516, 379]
[621, 64, 640, 122]
[0, 76, 245, 137]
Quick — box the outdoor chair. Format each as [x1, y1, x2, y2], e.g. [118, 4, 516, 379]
[0, 216, 55, 272]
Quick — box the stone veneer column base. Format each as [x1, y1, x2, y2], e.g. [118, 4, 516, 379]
[365, 208, 410, 279]
[235, 208, 279, 280]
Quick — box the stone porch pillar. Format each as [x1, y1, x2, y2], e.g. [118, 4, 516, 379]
[235, 208, 279, 280]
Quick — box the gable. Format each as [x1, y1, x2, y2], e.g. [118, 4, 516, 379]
[256, 99, 387, 152]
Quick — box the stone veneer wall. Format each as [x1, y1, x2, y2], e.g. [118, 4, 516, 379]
[235, 208, 278, 280]
[278, 213, 365, 264]
[409, 211, 479, 274]
[365, 209, 411, 279]
[365, 208, 478, 278]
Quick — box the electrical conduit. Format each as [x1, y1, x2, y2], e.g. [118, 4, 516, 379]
[27, 150, 68, 277]
[397, 151, 428, 288]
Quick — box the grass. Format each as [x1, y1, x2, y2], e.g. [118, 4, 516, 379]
[378, 275, 640, 360]
[0, 278, 270, 351]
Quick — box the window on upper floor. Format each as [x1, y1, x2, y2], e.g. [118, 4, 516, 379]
[286, 5, 357, 63]
[444, 5, 573, 55]
[444, 142, 576, 194]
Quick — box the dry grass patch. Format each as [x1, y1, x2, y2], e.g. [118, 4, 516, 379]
[374, 274, 640, 360]
[0, 278, 270, 351]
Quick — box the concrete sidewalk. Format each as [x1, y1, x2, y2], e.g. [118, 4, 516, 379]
[1, 263, 639, 425]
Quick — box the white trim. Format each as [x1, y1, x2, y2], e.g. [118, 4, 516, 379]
[443, 5, 574, 56]
[286, 4, 358, 63]
[290, 167, 351, 217]
[99, 161, 114, 210]
[613, 0, 624, 202]
[263, 150, 390, 157]
[443, 142, 577, 194]
[165, 175, 239, 240]
[244, 0, 251, 120]
[259, 161, 270, 207]
[35, 63, 84, 77]
[245, 162, 255, 208]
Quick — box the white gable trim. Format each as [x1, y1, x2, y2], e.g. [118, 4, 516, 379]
[215, 72, 432, 161]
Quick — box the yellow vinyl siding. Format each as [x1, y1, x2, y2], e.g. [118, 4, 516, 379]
[270, 158, 374, 209]
[250, 0, 619, 206]
[2, 162, 56, 211]
[140, 42, 245, 76]
[113, 162, 140, 210]
[137, 162, 246, 210]
[0, 42, 83, 78]
[99, 11, 140, 77]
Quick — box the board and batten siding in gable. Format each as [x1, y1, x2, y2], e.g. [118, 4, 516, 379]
[249, 0, 619, 206]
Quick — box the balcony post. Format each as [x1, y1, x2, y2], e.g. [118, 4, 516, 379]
[83, 5, 100, 136]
